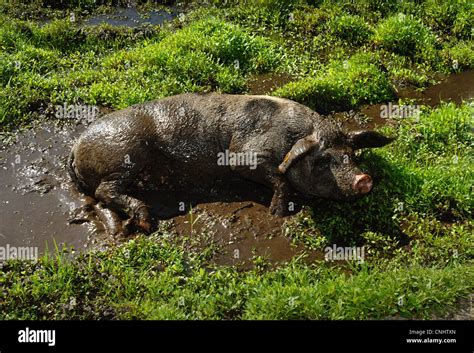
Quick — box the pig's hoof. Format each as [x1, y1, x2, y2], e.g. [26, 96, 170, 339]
[137, 220, 152, 233]
[112, 228, 129, 239]
[122, 218, 151, 234]
[127, 206, 153, 234]
[68, 205, 94, 224]
[269, 202, 290, 217]
[123, 215, 152, 234]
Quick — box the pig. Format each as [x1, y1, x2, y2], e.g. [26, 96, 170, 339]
[68, 93, 394, 236]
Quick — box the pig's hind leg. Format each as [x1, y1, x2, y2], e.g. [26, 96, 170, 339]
[95, 175, 151, 236]
[93, 202, 126, 237]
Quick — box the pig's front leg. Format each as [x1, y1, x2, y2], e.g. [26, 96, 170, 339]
[269, 174, 292, 216]
[228, 137, 293, 216]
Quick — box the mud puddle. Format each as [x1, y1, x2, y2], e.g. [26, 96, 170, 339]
[0, 120, 99, 253]
[339, 69, 474, 131]
[83, 7, 179, 28]
[248, 70, 473, 133]
[1, 70, 472, 266]
[247, 72, 294, 95]
[137, 185, 322, 268]
[397, 69, 474, 106]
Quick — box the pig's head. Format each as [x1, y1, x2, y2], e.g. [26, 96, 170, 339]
[278, 128, 394, 200]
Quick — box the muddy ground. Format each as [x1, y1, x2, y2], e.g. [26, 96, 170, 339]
[1, 70, 472, 269]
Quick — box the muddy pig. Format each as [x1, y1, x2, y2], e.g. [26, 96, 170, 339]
[68, 93, 394, 236]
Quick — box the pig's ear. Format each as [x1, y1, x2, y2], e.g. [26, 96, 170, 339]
[278, 133, 320, 174]
[348, 130, 395, 150]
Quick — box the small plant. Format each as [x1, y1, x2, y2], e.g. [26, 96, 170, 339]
[441, 41, 474, 72]
[187, 204, 202, 235]
[327, 14, 373, 46]
[422, 0, 473, 40]
[373, 14, 437, 60]
[274, 52, 395, 113]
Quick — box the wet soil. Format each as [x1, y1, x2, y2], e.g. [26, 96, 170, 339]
[351, 69, 474, 131]
[397, 69, 474, 106]
[83, 7, 179, 28]
[0, 120, 101, 253]
[247, 72, 294, 95]
[149, 189, 323, 268]
[0, 70, 472, 267]
[433, 294, 473, 320]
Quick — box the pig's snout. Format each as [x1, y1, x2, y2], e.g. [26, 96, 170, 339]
[352, 174, 373, 195]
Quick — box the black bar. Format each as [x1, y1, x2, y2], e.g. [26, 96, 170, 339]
[0, 320, 472, 353]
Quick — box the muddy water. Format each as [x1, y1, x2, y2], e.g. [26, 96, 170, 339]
[131, 178, 321, 268]
[153, 189, 323, 268]
[84, 7, 178, 27]
[1, 70, 472, 266]
[0, 120, 100, 253]
[354, 70, 474, 130]
[247, 72, 294, 95]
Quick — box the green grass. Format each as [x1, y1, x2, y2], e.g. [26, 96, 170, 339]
[0, 15, 280, 128]
[327, 14, 373, 46]
[1, 234, 472, 320]
[273, 52, 395, 113]
[373, 14, 438, 60]
[0, 0, 473, 320]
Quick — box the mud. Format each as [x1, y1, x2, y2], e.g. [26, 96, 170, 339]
[0, 120, 98, 253]
[397, 69, 474, 106]
[128, 176, 321, 268]
[0, 70, 472, 266]
[152, 190, 323, 268]
[247, 72, 294, 95]
[346, 69, 474, 131]
[84, 7, 178, 27]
